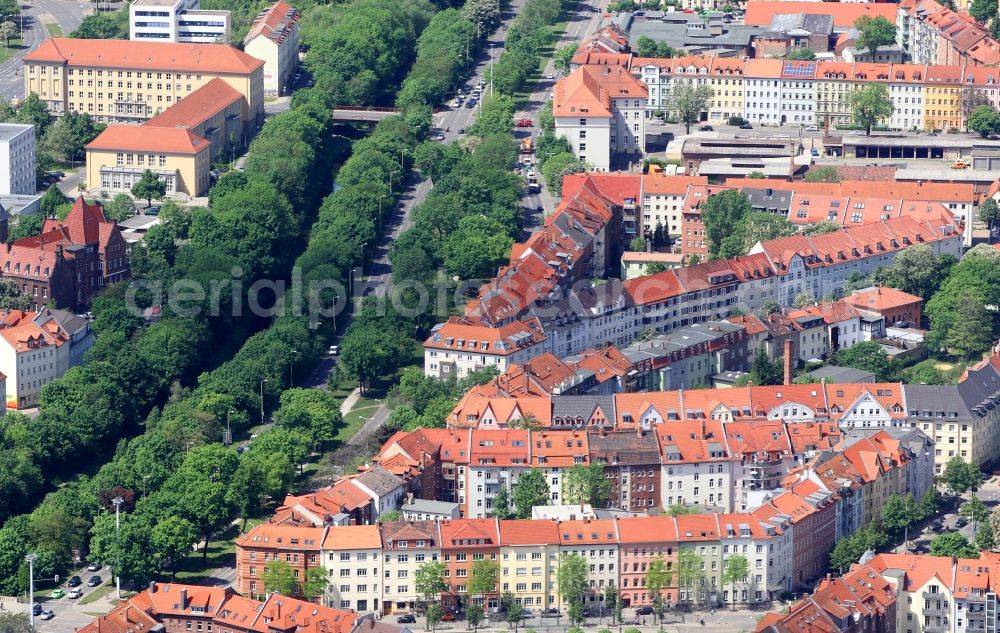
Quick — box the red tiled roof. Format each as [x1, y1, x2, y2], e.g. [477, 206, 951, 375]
[25, 37, 264, 73]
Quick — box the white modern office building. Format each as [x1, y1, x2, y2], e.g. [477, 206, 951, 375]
[0, 124, 35, 196]
[129, 0, 231, 43]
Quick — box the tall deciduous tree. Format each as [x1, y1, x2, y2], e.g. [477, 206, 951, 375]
[469, 559, 500, 600]
[562, 462, 611, 508]
[415, 560, 448, 605]
[721, 554, 749, 608]
[854, 15, 897, 58]
[881, 493, 917, 539]
[151, 515, 197, 580]
[701, 189, 751, 259]
[557, 553, 589, 608]
[676, 548, 705, 605]
[967, 104, 1000, 137]
[970, 0, 999, 24]
[263, 559, 298, 596]
[512, 468, 549, 518]
[131, 170, 166, 207]
[645, 556, 671, 621]
[851, 83, 894, 135]
[930, 533, 979, 558]
[669, 83, 714, 134]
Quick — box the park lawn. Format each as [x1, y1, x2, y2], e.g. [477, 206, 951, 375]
[79, 583, 114, 606]
[45, 23, 63, 36]
[165, 525, 240, 585]
[0, 38, 22, 63]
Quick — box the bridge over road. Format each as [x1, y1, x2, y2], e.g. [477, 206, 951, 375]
[331, 106, 401, 122]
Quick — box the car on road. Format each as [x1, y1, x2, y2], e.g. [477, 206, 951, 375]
[441, 611, 456, 622]
[805, 125, 819, 132]
[540, 608, 560, 618]
[69, 588, 84, 599]
[87, 575, 103, 587]
[396, 615, 416, 624]
[435, 133, 446, 141]
[146, 206, 161, 215]
[516, 118, 533, 127]
[739, 122, 753, 129]
[32, 604, 42, 616]
[40, 610, 55, 621]
[811, 148, 819, 156]
[956, 517, 968, 528]
[698, 124, 713, 131]
[521, 609, 535, 618]
[465, 100, 477, 108]
[328, 345, 339, 356]
[449, 99, 460, 107]
[458, 128, 465, 134]
[545, 72, 554, 79]
[68, 576, 82, 587]
[635, 606, 654, 615]
[50, 589, 65, 599]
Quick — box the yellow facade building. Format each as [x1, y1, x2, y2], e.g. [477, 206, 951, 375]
[85, 78, 249, 197]
[498, 520, 560, 609]
[23, 37, 264, 131]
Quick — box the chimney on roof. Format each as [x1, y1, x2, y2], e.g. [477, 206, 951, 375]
[179, 587, 187, 609]
[783, 339, 795, 386]
[149, 581, 157, 594]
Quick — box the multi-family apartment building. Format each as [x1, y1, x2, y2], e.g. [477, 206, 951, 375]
[898, 0, 1000, 67]
[234, 524, 325, 598]
[322, 525, 383, 613]
[380, 521, 442, 615]
[498, 519, 560, 609]
[439, 518, 500, 610]
[553, 65, 648, 171]
[0, 197, 130, 312]
[0, 124, 35, 196]
[244, 0, 301, 96]
[129, 0, 231, 43]
[23, 37, 264, 128]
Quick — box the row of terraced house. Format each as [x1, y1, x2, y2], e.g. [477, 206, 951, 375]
[422, 173, 965, 381]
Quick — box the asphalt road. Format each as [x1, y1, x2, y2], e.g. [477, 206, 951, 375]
[0, 0, 91, 99]
[33, 565, 113, 633]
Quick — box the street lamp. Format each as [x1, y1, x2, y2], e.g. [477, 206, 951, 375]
[111, 496, 124, 599]
[26, 553, 37, 629]
[259, 378, 267, 425]
[225, 410, 234, 446]
[290, 349, 297, 386]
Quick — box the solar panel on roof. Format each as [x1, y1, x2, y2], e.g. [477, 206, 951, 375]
[782, 62, 815, 78]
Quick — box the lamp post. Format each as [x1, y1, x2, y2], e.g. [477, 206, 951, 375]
[225, 410, 234, 446]
[112, 496, 124, 599]
[259, 378, 267, 425]
[26, 553, 37, 629]
[290, 349, 297, 387]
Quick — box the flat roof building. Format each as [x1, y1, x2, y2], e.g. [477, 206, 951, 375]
[0, 124, 35, 196]
[129, 0, 231, 43]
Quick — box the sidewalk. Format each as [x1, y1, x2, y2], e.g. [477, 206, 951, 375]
[339, 387, 362, 416]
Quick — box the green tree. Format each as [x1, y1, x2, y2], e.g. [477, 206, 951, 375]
[490, 483, 512, 519]
[718, 212, 797, 258]
[881, 493, 916, 539]
[786, 48, 816, 60]
[645, 261, 668, 275]
[160, 444, 238, 562]
[721, 554, 749, 608]
[946, 293, 993, 358]
[748, 348, 783, 386]
[804, 220, 843, 236]
[469, 559, 500, 600]
[667, 503, 703, 516]
[273, 388, 343, 450]
[980, 197, 1000, 231]
[415, 560, 448, 604]
[645, 556, 671, 622]
[604, 583, 622, 624]
[105, 193, 135, 221]
[968, 105, 1000, 137]
[131, 170, 167, 207]
[758, 300, 781, 317]
[39, 186, 66, 217]
[0, 21, 17, 48]
[557, 553, 589, 609]
[467, 603, 484, 631]
[976, 518, 996, 551]
[540, 151, 588, 197]
[970, 0, 999, 24]
[562, 462, 611, 508]
[917, 486, 942, 520]
[426, 603, 443, 632]
[851, 83, 894, 135]
[0, 613, 32, 633]
[804, 166, 842, 183]
[944, 457, 984, 496]
[962, 497, 990, 530]
[635, 35, 676, 57]
[512, 468, 549, 519]
[670, 83, 714, 134]
[930, 533, 979, 558]
[303, 567, 329, 600]
[504, 592, 525, 631]
[676, 548, 705, 605]
[554, 43, 578, 72]
[833, 340, 894, 380]
[151, 515, 197, 580]
[629, 236, 646, 252]
[854, 15, 897, 58]
[793, 290, 816, 308]
[702, 189, 751, 259]
[70, 12, 128, 39]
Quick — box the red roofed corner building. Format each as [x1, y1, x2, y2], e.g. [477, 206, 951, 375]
[0, 196, 129, 313]
[244, 0, 301, 97]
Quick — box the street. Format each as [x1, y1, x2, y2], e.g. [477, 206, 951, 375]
[33, 564, 115, 633]
[0, 0, 91, 99]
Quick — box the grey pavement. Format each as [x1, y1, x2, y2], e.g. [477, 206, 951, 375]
[33, 564, 114, 633]
[0, 0, 92, 100]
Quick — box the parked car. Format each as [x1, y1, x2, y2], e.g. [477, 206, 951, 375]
[956, 517, 968, 528]
[67, 576, 82, 587]
[435, 133, 446, 141]
[516, 118, 533, 128]
[540, 608, 560, 618]
[810, 148, 819, 156]
[698, 124, 713, 131]
[805, 125, 819, 132]
[40, 610, 55, 621]
[145, 206, 161, 216]
[87, 575, 103, 587]
[396, 615, 416, 624]
[465, 100, 477, 108]
[739, 122, 753, 129]
[457, 128, 465, 134]
[32, 604, 42, 616]
[545, 72, 554, 79]
[635, 606, 654, 615]
[441, 611, 456, 622]
[449, 99, 460, 107]
[50, 589, 65, 599]
[328, 345, 339, 356]
[521, 609, 535, 618]
[68, 589, 83, 599]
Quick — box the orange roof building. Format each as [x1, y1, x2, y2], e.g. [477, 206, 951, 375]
[244, 0, 301, 96]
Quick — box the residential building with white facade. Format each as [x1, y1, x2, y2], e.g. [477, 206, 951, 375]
[350, 467, 405, 520]
[244, 0, 301, 96]
[553, 65, 647, 171]
[557, 519, 619, 606]
[379, 521, 442, 615]
[322, 525, 383, 614]
[129, 0, 231, 43]
[0, 124, 35, 196]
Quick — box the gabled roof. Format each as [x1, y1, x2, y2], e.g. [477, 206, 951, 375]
[25, 37, 264, 74]
[553, 65, 648, 118]
[244, 0, 300, 46]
